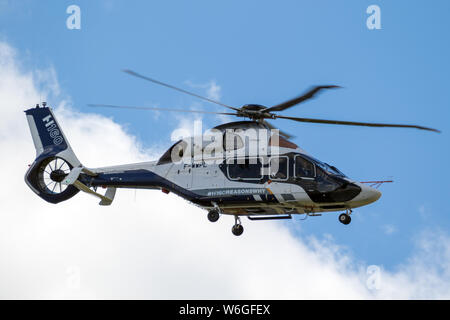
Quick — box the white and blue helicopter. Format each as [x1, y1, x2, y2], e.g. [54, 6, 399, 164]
[24, 71, 440, 235]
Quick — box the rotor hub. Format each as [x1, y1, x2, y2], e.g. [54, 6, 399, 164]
[237, 104, 274, 120]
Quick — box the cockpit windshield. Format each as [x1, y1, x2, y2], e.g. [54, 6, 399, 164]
[323, 163, 346, 177]
[302, 154, 347, 177]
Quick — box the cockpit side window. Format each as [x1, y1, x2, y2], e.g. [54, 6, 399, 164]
[269, 156, 289, 180]
[301, 154, 347, 178]
[295, 156, 315, 178]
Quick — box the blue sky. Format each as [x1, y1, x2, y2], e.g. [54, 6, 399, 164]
[1, 0, 449, 273]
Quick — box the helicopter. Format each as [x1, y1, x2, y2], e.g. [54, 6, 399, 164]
[24, 71, 440, 236]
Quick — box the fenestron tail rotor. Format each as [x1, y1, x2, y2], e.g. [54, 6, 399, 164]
[40, 157, 71, 195]
[89, 70, 440, 136]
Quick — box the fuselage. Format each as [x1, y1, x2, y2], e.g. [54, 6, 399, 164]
[81, 121, 381, 216]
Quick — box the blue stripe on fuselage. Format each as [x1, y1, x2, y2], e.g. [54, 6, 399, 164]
[85, 169, 278, 206]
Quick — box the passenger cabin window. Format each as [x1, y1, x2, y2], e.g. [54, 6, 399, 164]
[269, 156, 289, 180]
[227, 157, 262, 180]
[223, 132, 244, 151]
[295, 156, 315, 178]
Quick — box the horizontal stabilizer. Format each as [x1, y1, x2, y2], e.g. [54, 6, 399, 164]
[61, 166, 113, 205]
[99, 187, 116, 206]
[73, 181, 116, 206]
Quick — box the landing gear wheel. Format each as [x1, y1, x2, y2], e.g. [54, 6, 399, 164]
[339, 213, 351, 225]
[232, 216, 244, 236]
[207, 210, 220, 223]
[232, 224, 244, 236]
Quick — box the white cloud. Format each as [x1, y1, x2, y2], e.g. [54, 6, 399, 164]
[180, 79, 233, 133]
[418, 204, 431, 219]
[206, 80, 221, 101]
[185, 79, 222, 102]
[382, 224, 397, 235]
[0, 41, 449, 299]
[371, 230, 450, 299]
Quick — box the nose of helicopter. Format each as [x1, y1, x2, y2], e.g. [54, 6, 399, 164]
[351, 184, 382, 207]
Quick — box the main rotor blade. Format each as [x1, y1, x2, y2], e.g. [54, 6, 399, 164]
[123, 69, 240, 112]
[275, 115, 441, 133]
[266, 85, 341, 113]
[262, 120, 294, 139]
[88, 104, 237, 116]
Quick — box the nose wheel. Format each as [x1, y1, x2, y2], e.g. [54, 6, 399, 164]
[339, 210, 352, 225]
[232, 216, 244, 236]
